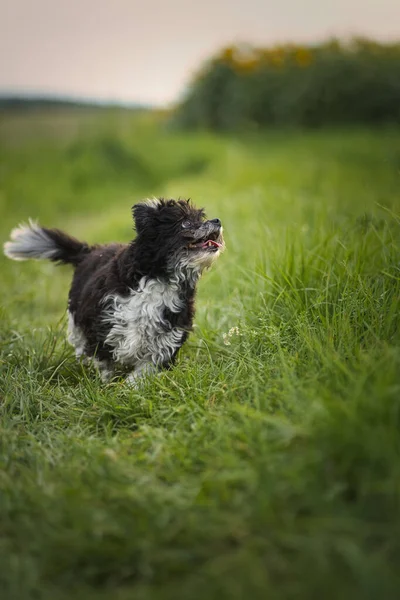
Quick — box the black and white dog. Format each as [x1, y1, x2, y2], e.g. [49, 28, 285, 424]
[4, 198, 224, 384]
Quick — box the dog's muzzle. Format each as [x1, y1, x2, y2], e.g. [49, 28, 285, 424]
[187, 219, 224, 252]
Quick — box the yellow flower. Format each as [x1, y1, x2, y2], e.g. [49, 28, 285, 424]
[220, 46, 235, 65]
[295, 48, 313, 67]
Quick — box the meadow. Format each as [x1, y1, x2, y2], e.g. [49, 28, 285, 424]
[1, 109, 400, 599]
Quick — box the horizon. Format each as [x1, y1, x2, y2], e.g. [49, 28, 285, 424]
[0, 91, 151, 108]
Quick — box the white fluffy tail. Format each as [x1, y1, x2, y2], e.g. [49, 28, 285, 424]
[4, 220, 60, 261]
[4, 220, 90, 265]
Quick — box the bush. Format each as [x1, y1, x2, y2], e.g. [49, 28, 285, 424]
[174, 39, 400, 130]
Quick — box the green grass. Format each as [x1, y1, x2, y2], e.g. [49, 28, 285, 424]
[1, 110, 400, 599]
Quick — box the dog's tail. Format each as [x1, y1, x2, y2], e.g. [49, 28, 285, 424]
[3, 220, 91, 266]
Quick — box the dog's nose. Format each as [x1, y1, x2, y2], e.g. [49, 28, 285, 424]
[210, 218, 221, 227]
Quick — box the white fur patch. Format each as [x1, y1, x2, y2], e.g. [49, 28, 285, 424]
[142, 197, 163, 209]
[179, 247, 222, 273]
[3, 220, 58, 261]
[102, 277, 185, 369]
[67, 311, 87, 358]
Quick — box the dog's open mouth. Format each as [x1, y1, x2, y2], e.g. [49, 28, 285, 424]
[188, 235, 223, 252]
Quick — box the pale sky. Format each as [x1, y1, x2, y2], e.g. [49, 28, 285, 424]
[1, 0, 399, 106]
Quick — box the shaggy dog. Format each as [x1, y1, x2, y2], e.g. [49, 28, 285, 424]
[4, 198, 224, 384]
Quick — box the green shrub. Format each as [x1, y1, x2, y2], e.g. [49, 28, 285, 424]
[174, 39, 400, 130]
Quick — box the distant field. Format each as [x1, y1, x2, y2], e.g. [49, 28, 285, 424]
[1, 110, 400, 599]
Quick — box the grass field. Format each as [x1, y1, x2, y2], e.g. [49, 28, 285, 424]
[1, 110, 400, 599]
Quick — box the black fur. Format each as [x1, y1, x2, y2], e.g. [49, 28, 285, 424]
[43, 227, 92, 266]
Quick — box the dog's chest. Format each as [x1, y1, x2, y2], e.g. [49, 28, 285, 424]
[102, 278, 185, 366]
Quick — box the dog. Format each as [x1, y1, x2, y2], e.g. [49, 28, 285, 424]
[4, 198, 224, 384]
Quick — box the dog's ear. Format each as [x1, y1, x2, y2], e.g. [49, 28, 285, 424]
[132, 199, 161, 234]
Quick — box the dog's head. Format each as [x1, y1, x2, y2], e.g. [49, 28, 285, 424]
[132, 198, 224, 277]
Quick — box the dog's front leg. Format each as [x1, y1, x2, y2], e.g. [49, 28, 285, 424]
[92, 358, 115, 383]
[126, 361, 158, 387]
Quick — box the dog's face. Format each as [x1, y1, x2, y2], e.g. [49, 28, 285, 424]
[132, 198, 224, 274]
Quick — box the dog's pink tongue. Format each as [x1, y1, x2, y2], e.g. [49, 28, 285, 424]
[201, 240, 222, 248]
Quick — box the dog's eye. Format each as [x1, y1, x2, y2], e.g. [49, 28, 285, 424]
[181, 220, 192, 229]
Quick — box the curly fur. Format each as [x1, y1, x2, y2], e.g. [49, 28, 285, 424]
[4, 198, 224, 383]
